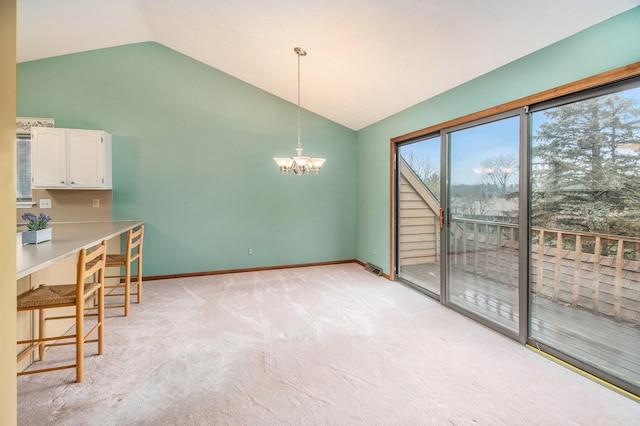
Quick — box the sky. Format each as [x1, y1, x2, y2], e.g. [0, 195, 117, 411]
[400, 115, 520, 185]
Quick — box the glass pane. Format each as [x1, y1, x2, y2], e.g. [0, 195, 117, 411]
[17, 136, 32, 201]
[398, 136, 441, 296]
[530, 85, 640, 390]
[447, 116, 520, 333]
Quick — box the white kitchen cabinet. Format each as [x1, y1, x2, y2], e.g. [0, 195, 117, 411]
[31, 127, 112, 189]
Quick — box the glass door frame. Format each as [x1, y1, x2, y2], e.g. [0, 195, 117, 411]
[394, 132, 443, 301]
[525, 77, 640, 395]
[440, 108, 529, 343]
[394, 108, 529, 344]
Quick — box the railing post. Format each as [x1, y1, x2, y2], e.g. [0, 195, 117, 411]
[453, 221, 458, 266]
[509, 227, 515, 284]
[536, 230, 545, 296]
[593, 236, 601, 313]
[572, 235, 582, 307]
[473, 223, 479, 275]
[496, 225, 502, 283]
[462, 222, 467, 269]
[553, 231, 563, 303]
[484, 224, 490, 279]
[614, 239, 624, 320]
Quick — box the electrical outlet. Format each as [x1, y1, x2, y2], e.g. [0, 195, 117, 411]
[93, 199, 100, 208]
[372, 248, 376, 255]
[248, 248, 253, 255]
[39, 199, 51, 209]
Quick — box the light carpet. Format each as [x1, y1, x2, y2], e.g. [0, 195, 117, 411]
[17, 263, 640, 425]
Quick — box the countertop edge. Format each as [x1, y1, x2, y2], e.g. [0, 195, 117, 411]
[17, 220, 144, 280]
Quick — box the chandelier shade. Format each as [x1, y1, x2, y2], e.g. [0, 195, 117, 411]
[273, 47, 326, 175]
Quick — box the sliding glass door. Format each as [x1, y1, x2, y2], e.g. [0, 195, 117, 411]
[397, 136, 441, 297]
[445, 114, 521, 334]
[393, 75, 640, 396]
[529, 82, 640, 392]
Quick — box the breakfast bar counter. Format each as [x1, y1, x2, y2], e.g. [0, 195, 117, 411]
[17, 220, 144, 280]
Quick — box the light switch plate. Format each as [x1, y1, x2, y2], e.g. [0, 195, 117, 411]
[39, 199, 51, 209]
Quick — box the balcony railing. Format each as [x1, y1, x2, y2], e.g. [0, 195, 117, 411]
[447, 218, 640, 326]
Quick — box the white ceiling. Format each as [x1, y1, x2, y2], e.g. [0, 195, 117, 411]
[16, 0, 640, 130]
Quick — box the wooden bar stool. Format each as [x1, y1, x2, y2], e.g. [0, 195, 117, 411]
[104, 225, 144, 316]
[17, 240, 107, 383]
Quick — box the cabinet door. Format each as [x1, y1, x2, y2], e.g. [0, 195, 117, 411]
[31, 128, 67, 188]
[67, 130, 105, 188]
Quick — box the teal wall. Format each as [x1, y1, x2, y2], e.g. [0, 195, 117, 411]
[18, 43, 357, 276]
[356, 7, 640, 274]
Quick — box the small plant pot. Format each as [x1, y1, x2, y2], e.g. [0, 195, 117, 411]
[22, 228, 52, 244]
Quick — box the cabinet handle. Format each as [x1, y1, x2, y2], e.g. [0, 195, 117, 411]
[60, 181, 65, 184]
[70, 181, 75, 185]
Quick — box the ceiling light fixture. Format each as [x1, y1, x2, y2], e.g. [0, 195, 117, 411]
[274, 47, 326, 175]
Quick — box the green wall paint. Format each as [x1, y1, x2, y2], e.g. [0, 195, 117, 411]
[356, 7, 640, 274]
[18, 43, 357, 276]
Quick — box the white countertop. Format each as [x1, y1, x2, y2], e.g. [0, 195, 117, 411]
[17, 220, 144, 279]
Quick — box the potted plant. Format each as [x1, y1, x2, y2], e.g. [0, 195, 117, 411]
[21, 212, 52, 244]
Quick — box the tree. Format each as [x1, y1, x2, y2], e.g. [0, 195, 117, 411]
[450, 184, 490, 217]
[532, 93, 640, 237]
[402, 151, 440, 199]
[481, 154, 518, 197]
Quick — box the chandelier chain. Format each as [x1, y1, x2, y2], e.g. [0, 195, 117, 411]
[297, 49, 301, 150]
[272, 46, 325, 175]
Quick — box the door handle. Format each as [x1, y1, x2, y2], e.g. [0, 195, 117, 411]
[439, 208, 444, 229]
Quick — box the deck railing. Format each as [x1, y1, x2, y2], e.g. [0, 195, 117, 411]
[448, 218, 640, 325]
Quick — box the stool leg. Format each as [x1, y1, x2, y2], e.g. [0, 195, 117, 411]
[38, 308, 46, 360]
[136, 257, 142, 304]
[98, 281, 105, 355]
[76, 289, 84, 383]
[124, 262, 131, 316]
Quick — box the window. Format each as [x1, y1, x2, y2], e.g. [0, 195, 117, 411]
[446, 113, 521, 334]
[529, 81, 640, 392]
[17, 135, 32, 204]
[16, 118, 54, 206]
[397, 134, 442, 296]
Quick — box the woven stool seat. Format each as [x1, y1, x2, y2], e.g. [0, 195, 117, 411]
[105, 254, 127, 265]
[17, 283, 101, 309]
[88, 254, 128, 267]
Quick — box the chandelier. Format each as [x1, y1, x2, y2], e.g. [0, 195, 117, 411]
[274, 47, 326, 175]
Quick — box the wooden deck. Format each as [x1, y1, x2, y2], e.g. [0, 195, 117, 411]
[399, 262, 640, 389]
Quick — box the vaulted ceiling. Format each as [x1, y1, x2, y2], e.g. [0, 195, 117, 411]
[17, 0, 640, 130]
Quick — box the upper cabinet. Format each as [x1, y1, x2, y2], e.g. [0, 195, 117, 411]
[31, 128, 112, 189]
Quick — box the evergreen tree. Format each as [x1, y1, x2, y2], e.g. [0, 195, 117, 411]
[532, 92, 640, 238]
